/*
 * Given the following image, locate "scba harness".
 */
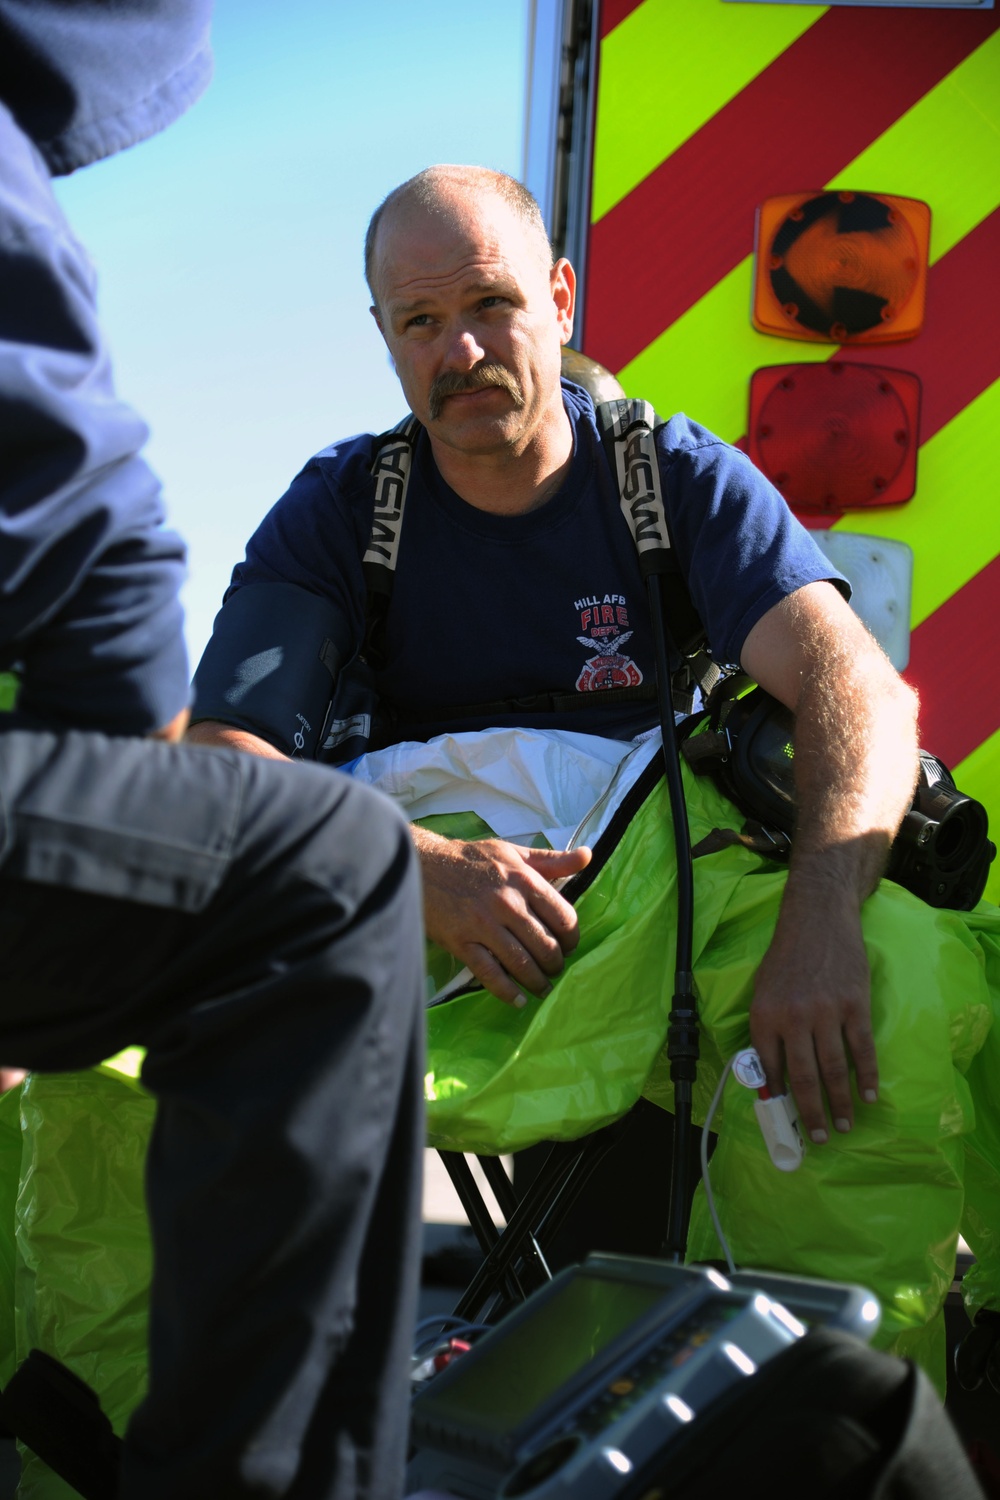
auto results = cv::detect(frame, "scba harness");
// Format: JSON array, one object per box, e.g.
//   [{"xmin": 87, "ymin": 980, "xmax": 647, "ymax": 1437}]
[
  {"xmin": 331, "ymin": 399, "xmax": 723, "ymax": 756},
  {"xmin": 347, "ymin": 401, "xmax": 699, "ymax": 753},
  {"xmin": 193, "ymin": 399, "xmax": 994, "ymax": 910},
  {"xmin": 192, "ymin": 400, "xmax": 696, "ymax": 764}
]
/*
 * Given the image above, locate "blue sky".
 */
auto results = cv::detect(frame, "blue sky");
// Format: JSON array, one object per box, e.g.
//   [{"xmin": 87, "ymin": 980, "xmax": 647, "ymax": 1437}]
[{"xmin": 55, "ymin": 1, "xmax": 528, "ymax": 665}]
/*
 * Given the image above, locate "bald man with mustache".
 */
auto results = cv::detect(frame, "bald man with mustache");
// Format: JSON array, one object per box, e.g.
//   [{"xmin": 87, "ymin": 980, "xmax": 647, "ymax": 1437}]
[{"xmin": 192, "ymin": 164, "xmax": 918, "ymax": 1152}]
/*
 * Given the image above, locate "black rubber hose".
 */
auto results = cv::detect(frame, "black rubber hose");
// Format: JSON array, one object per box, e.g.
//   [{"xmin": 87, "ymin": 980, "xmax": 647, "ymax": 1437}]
[{"xmin": 646, "ymin": 571, "xmax": 700, "ymax": 1260}]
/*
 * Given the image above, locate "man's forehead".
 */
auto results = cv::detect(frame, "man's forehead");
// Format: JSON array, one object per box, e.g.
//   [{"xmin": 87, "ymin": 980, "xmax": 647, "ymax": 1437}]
[
  {"xmin": 381, "ymin": 239, "xmax": 518, "ymax": 305},
  {"xmin": 374, "ymin": 191, "xmax": 546, "ymax": 296}
]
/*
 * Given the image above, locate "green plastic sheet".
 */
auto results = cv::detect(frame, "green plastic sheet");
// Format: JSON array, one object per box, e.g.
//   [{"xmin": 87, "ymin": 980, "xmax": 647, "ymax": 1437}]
[
  {"xmin": 425, "ymin": 763, "xmax": 1000, "ymax": 1390},
  {"xmin": 0, "ymin": 756, "xmax": 996, "ymax": 1449},
  {"xmin": 0, "ymin": 1059, "xmax": 154, "ymax": 1500}
]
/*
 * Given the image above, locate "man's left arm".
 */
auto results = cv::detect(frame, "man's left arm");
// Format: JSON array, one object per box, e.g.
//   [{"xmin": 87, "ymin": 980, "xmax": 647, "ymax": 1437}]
[{"xmin": 740, "ymin": 580, "xmax": 919, "ymax": 1146}]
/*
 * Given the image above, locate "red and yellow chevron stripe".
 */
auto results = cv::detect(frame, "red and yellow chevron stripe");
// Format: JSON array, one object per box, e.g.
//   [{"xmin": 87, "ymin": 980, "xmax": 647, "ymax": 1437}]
[{"xmin": 583, "ymin": 0, "xmax": 1000, "ymax": 902}]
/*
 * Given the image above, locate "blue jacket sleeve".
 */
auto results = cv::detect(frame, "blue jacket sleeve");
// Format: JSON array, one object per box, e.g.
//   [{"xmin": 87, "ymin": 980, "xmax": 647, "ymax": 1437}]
[{"xmin": 0, "ymin": 98, "xmax": 189, "ymax": 735}]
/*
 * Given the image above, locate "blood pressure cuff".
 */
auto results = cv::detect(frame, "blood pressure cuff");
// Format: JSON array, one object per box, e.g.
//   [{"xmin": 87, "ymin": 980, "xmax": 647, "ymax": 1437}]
[{"xmin": 191, "ymin": 582, "xmax": 350, "ymax": 759}]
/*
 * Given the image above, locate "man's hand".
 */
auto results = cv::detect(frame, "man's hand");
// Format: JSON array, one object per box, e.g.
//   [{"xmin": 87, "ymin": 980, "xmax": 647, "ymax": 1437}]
[
  {"xmin": 184, "ymin": 724, "xmax": 591, "ymax": 1004},
  {"xmin": 0, "ymin": 1069, "xmax": 26, "ymax": 1093},
  {"xmin": 750, "ymin": 868, "xmax": 879, "ymax": 1144},
  {"xmin": 742, "ymin": 581, "xmax": 918, "ymax": 1138},
  {"xmin": 413, "ymin": 826, "xmax": 591, "ymax": 1005}
]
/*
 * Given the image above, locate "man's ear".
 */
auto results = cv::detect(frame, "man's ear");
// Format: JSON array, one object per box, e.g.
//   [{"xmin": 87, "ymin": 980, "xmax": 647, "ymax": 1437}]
[{"xmin": 551, "ymin": 258, "xmax": 576, "ymax": 346}]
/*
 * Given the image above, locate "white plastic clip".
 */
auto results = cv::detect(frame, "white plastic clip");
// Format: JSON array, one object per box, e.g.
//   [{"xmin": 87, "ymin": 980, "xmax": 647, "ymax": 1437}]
[{"xmin": 732, "ymin": 1048, "xmax": 804, "ymax": 1171}]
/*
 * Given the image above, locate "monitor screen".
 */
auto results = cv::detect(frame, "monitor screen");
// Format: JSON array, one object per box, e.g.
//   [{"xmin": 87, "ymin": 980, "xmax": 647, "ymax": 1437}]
[{"xmin": 419, "ymin": 1270, "xmax": 672, "ymax": 1439}]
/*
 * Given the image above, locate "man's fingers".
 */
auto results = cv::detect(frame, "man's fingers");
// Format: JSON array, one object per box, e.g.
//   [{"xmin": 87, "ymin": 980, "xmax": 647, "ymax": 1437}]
[
  {"xmin": 813, "ymin": 1027, "xmax": 855, "ymax": 1134},
  {"xmin": 465, "ymin": 942, "xmax": 551, "ymax": 1007},
  {"xmin": 521, "ymin": 911, "xmax": 569, "ymax": 976},
  {"xmin": 521, "ymin": 844, "xmax": 591, "ymax": 947},
  {"xmin": 783, "ymin": 1036, "xmax": 830, "ymax": 1144},
  {"xmin": 751, "ymin": 1027, "xmax": 785, "ymax": 1105},
  {"xmin": 464, "ymin": 893, "xmax": 575, "ymax": 1005},
  {"xmin": 760, "ymin": 1020, "xmax": 875, "ymax": 1144},
  {"xmin": 493, "ymin": 906, "xmax": 566, "ymax": 988},
  {"xmin": 521, "ymin": 874, "xmax": 582, "ymax": 954},
  {"xmin": 520, "ymin": 845, "xmax": 591, "ymax": 880},
  {"xmin": 466, "ymin": 945, "xmax": 527, "ymax": 1006},
  {"xmin": 845, "ymin": 1014, "xmax": 879, "ymax": 1106}
]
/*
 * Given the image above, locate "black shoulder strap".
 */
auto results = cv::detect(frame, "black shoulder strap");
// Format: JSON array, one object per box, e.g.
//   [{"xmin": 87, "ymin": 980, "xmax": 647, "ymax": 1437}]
[
  {"xmin": 595, "ymin": 398, "xmax": 675, "ymax": 574},
  {"xmin": 360, "ymin": 414, "xmax": 421, "ymax": 672},
  {"xmin": 595, "ymin": 398, "xmax": 723, "ymax": 711}
]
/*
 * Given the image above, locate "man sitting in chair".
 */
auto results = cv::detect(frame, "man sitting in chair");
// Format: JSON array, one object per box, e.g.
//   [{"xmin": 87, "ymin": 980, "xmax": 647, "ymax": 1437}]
[{"xmin": 189, "ymin": 165, "xmax": 1000, "ymax": 1388}]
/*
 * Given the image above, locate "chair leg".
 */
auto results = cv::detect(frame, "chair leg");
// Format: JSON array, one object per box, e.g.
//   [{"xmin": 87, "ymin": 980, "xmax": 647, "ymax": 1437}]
[
  {"xmin": 477, "ymin": 1155, "xmax": 552, "ymax": 1293},
  {"xmin": 437, "ymin": 1153, "xmax": 526, "ymax": 1307},
  {"xmin": 437, "ymin": 1152, "xmax": 498, "ymax": 1258},
  {"xmin": 450, "ymin": 1115, "xmax": 637, "ymax": 1323}
]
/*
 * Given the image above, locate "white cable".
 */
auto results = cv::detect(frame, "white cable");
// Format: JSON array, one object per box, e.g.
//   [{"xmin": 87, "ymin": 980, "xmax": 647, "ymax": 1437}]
[{"xmin": 699, "ymin": 1053, "xmax": 739, "ymax": 1274}]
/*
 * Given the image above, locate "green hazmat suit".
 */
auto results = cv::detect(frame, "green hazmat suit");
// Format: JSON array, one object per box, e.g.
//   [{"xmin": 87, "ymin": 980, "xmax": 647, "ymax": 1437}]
[
  {"xmin": 0, "ymin": 739, "xmax": 996, "ymax": 1491},
  {"xmin": 424, "ymin": 758, "xmax": 1000, "ymax": 1393},
  {"xmin": 0, "ymin": 1058, "xmax": 153, "ymax": 1500}
]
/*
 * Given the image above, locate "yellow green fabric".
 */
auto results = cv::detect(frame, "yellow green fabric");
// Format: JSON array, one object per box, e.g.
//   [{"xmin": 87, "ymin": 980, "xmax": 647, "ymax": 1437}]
[
  {"xmin": 0, "ymin": 765, "xmax": 996, "ymax": 1447},
  {"xmin": 0, "ymin": 1089, "xmax": 20, "ymax": 1391},
  {"xmin": 0, "ymin": 1068, "xmax": 155, "ymax": 1500},
  {"xmin": 425, "ymin": 763, "xmax": 1000, "ymax": 1390}
]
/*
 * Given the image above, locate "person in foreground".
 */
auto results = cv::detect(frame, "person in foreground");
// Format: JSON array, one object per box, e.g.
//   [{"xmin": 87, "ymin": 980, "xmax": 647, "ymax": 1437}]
[
  {"xmin": 0, "ymin": 5, "xmax": 424, "ymax": 1498},
  {"xmin": 190, "ymin": 166, "xmax": 1000, "ymax": 1381}
]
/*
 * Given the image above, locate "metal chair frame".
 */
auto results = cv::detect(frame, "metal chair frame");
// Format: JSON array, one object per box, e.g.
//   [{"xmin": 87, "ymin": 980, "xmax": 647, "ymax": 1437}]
[{"xmin": 437, "ymin": 1110, "xmax": 640, "ymax": 1323}]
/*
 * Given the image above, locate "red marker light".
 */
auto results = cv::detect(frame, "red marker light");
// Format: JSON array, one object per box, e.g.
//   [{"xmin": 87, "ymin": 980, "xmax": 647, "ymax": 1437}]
[{"xmin": 748, "ymin": 362, "xmax": 921, "ymax": 515}]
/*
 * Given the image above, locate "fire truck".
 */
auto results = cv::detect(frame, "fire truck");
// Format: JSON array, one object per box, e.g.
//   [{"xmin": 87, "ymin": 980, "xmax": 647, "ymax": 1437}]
[{"xmin": 523, "ymin": 0, "xmax": 1000, "ymax": 903}]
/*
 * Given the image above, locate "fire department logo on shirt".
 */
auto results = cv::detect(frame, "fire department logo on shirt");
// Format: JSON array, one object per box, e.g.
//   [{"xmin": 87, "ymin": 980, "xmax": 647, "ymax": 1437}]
[{"xmin": 574, "ymin": 594, "xmax": 644, "ymax": 693}]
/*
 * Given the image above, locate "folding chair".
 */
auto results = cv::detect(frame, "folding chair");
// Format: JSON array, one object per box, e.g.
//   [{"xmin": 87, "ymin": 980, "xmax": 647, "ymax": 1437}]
[{"xmin": 434, "ymin": 1101, "xmax": 701, "ymax": 1325}]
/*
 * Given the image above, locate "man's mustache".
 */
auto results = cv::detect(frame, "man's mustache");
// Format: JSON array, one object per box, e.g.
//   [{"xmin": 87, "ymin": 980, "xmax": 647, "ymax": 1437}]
[{"xmin": 428, "ymin": 364, "xmax": 524, "ymax": 421}]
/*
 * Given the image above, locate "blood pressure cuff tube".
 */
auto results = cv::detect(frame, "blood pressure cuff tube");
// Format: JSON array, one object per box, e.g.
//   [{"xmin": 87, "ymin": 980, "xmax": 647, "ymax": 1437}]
[{"xmin": 191, "ymin": 582, "xmax": 349, "ymax": 759}]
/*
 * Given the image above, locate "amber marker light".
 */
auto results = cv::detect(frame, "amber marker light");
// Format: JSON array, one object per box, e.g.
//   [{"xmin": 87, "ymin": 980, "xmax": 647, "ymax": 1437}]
[
  {"xmin": 748, "ymin": 361, "xmax": 921, "ymax": 515},
  {"xmin": 752, "ymin": 191, "xmax": 931, "ymax": 344}
]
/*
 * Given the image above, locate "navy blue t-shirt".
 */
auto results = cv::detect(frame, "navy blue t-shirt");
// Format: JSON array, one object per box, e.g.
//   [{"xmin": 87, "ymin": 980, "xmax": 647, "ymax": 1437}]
[{"xmin": 207, "ymin": 383, "xmax": 845, "ymax": 754}]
